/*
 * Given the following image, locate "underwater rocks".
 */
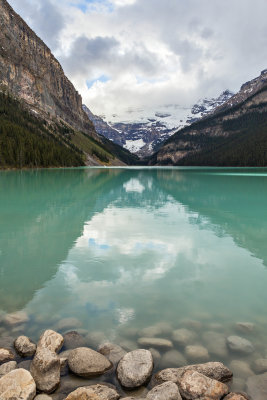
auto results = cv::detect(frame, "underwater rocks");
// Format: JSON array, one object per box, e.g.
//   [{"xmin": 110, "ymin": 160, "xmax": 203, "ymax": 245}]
[{"xmin": 227, "ymin": 336, "xmax": 254, "ymax": 355}]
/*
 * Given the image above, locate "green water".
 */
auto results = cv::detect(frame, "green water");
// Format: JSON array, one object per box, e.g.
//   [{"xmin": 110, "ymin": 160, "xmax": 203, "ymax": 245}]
[{"xmin": 1, "ymin": 167, "xmax": 267, "ymax": 391}]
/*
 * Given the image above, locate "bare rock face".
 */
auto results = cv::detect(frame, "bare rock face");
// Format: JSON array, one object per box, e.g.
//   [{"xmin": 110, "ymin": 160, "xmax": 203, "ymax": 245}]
[
  {"xmin": 98, "ymin": 343, "xmax": 127, "ymax": 365},
  {"xmin": 14, "ymin": 336, "xmax": 36, "ymax": 357},
  {"xmin": 172, "ymin": 329, "xmax": 196, "ymax": 346},
  {"xmin": 38, "ymin": 330, "xmax": 64, "ymax": 353},
  {"xmin": 178, "ymin": 370, "xmax": 229, "ymax": 400},
  {"xmin": 0, "ymin": 361, "xmax": 17, "ymax": 377},
  {"xmin": 117, "ymin": 349, "xmax": 153, "ymax": 388},
  {"xmin": 30, "ymin": 347, "xmax": 61, "ymax": 393},
  {"xmin": 0, "ymin": 368, "xmax": 36, "ymax": 400},
  {"xmin": 66, "ymin": 384, "xmax": 120, "ymax": 400},
  {"xmin": 146, "ymin": 381, "xmax": 182, "ymax": 400},
  {"xmin": 227, "ymin": 336, "xmax": 254, "ymax": 354},
  {"xmin": 137, "ymin": 338, "xmax": 173, "ymax": 350},
  {"xmin": 0, "ymin": 348, "xmax": 14, "ymax": 364},
  {"xmin": 68, "ymin": 347, "xmax": 112, "ymax": 377}
]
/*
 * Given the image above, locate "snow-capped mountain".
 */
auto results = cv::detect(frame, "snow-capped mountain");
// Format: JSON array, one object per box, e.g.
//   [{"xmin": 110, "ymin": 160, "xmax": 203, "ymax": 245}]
[{"xmin": 83, "ymin": 90, "xmax": 234, "ymax": 158}]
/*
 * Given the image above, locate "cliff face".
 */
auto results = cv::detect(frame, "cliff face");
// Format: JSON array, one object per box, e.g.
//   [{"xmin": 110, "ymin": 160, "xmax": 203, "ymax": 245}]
[
  {"xmin": 151, "ymin": 70, "xmax": 267, "ymax": 166},
  {"xmin": 0, "ymin": 0, "xmax": 96, "ymax": 136}
]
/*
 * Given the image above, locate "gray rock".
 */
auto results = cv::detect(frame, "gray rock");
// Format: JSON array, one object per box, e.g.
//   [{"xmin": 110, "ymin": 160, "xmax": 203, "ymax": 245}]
[
  {"xmin": 122, "ymin": 386, "xmax": 148, "ymax": 398},
  {"xmin": 178, "ymin": 370, "xmax": 229, "ymax": 400},
  {"xmin": 140, "ymin": 323, "xmax": 172, "ymax": 338},
  {"xmin": 14, "ymin": 335, "xmax": 36, "ymax": 357},
  {"xmin": 54, "ymin": 318, "xmax": 82, "ymax": 332},
  {"xmin": 35, "ymin": 396, "xmax": 53, "ymax": 400},
  {"xmin": 185, "ymin": 345, "xmax": 209, "ymax": 362},
  {"xmin": 148, "ymin": 348, "xmax": 161, "ymax": 364},
  {"xmin": 30, "ymin": 347, "xmax": 60, "ymax": 393},
  {"xmin": 68, "ymin": 347, "xmax": 112, "ymax": 377},
  {"xmin": 86, "ymin": 332, "xmax": 108, "ymax": 348},
  {"xmin": 224, "ymin": 393, "xmax": 250, "ymax": 400},
  {"xmin": 98, "ymin": 343, "xmax": 126, "ymax": 364},
  {"xmin": 137, "ymin": 338, "xmax": 173, "ymax": 349},
  {"xmin": 227, "ymin": 336, "xmax": 254, "ymax": 354},
  {"xmin": 63, "ymin": 331, "xmax": 86, "ymax": 350},
  {"xmin": 65, "ymin": 384, "xmax": 120, "ymax": 400},
  {"xmin": 59, "ymin": 356, "xmax": 68, "ymax": 376},
  {"xmin": 0, "ymin": 336, "xmax": 15, "ymax": 350},
  {"xmin": 236, "ymin": 322, "xmax": 255, "ymax": 333},
  {"xmin": 4, "ymin": 311, "xmax": 29, "ymax": 326},
  {"xmin": 0, "ymin": 368, "xmax": 36, "ymax": 400},
  {"xmin": 38, "ymin": 330, "xmax": 64, "ymax": 353},
  {"xmin": 120, "ymin": 340, "xmax": 138, "ymax": 352},
  {"xmin": 146, "ymin": 381, "xmax": 182, "ymax": 400},
  {"xmin": 18, "ymin": 359, "xmax": 31, "ymax": 371},
  {"xmin": 0, "ymin": 361, "xmax": 17, "ymax": 377},
  {"xmin": 202, "ymin": 331, "xmax": 228, "ymax": 358},
  {"xmin": 0, "ymin": 348, "xmax": 14, "ymax": 364},
  {"xmin": 252, "ymin": 359, "xmax": 267, "ymax": 374},
  {"xmin": 230, "ymin": 378, "xmax": 246, "ymax": 392},
  {"xmin": 181, "ymin": 319, "xmax": 202, "ymax": 330},
  {"xmin": 161, "ymin": 350, "xmax": 187, "ymax": 368},
  {"xmin": 246, "ymin": 372, "xmax": 267, "ymax": 400},
  {"xmin": 229, "ymin": 360, "xmax": 254, "ymax": 379},
  {"xmin": 172, "ymin": 329, "xmax": 196, "ymax": 346},
  {"xmin": 117, "ymin": 349, "xmax": 153, "ymax": 388}
]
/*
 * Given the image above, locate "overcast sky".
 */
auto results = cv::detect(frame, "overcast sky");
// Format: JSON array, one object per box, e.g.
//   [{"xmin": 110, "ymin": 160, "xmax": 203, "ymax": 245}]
[{"xmin": 8, "ymin": 0, "xmax": 267, "ymax": 119}]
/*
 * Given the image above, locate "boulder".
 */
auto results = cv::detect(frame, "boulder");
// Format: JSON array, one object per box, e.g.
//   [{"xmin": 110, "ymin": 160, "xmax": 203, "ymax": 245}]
[
  {"xmin": 172, "ymin": 329, "xmax": 196, "ymax": 346},
  {"xmin": 14, "ymin": 336, "xmax": 36, "ymax": 357},
  {"xmin": 0, "ymin": 361, "xmax": 17, "ymax": 377},
  {"xmin": 227, "ymin": 336, "xmax": 254, "ymax": 354},
  {"xmin": 252, "ymin": 359, "xmax": 267, "ymax": 374},
  {"xmin": 30, "ymin": 347, "xmax": 60, "ymax": 393},
  {"xmin": 0, "ymin": 348, "xmax": 14, "ymax": 364},
  {"xmin": 246, "ymin": 372, "xmax": 267, "ymax": 400},
  {"xmin": 185, "ymin": 345, "xmax": 209, "ymax": 363},
  {"xmin": 161, "ymin": 350, "xmax": 187, "ymax": 368},
  {"xmin": 66, "ymin": 384, "xmax": 120, "ymax": 400},
  {"xmin": 0, "ymin": 368, "xmax": 36, "ymax": 400},
  {"xmin": 38, "ymin": 330, "xmax": 64, "ymax": 353},
  {"xmin": 68, "ymin": 347, "xmax": 112, "ymax": 377},
  {"xmin": 202, "ymin": 331, "xmax": 228, "ymax": 358},
  {"xmin": 178, "ymin": 370, "xmax": 229, "ymax": 400},
  {"xmin": 98, "ymin": 343, "xmax": 126, "ymax": 364},
  {"xmin": 137, "ymin": 338, "xmax": 173, "ymax": 349},
  {"xmin": 117, "ymin": 349, "xmax": 153, "ymax": 388},
  {"xmin": 146, "ymin": 381, "xmax": 182, "ymax": 400},
  {"xmin": 63, "ymin": 331, "xmax": 86, "ymax": 350}
]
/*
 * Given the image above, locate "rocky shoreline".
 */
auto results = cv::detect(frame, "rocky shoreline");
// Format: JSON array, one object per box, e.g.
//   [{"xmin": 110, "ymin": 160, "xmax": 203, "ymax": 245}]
[{"xmin": 0, "ymin": 327, "xmax": 255, "ymax": 400}]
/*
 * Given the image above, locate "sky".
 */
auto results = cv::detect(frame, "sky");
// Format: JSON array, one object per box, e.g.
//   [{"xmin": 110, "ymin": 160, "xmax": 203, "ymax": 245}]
[{"xmin": 8, "ymin": 0, "xmax": 267, "ymax": 120}]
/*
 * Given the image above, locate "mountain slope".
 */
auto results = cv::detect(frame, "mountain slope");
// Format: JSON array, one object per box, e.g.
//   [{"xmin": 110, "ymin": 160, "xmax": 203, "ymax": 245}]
[{"xmin": 150, "ymin": 70, "xmax": 267, "ymax": 166}]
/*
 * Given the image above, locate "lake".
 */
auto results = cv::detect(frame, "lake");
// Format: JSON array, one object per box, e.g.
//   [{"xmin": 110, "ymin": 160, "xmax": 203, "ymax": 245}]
[{"xmin": 1, "ymin": 167, "xmax": 267, "ymax": 393}]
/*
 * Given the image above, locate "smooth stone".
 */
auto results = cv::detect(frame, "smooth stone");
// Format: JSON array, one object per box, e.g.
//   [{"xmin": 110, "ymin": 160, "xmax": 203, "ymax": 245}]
[
  {"xmin": 0, "ymin": 348, "xmax": 14, "ymax": 364},
  {"xmin": 122, "ymin": 386, "xmax": 148, "ymax": 398},
  {"xmin": 224, "ymin": 394, "xmax": 250, "ymax": 400},
  {"xmin": 185, "ymin": 345, "xmax": 209, "ymax": 362},
  {"xmin": 54, "ymin": 318, "xmax": 82, "ymax": 332},
  {"xmin": 120, "ymin": 340, "xmax": 138, "ymax": 352},
  {"xmin": 0, "ymin": 361, "xmax": 17, "ymax": 377},
  {"xmin": 236, "ymin": 322, "xmax": 255, "ymax": 333},
  {"xmin": 146, "ymin": 381, "xmax": 182, "ymax": 400},
  {"xmin": 38, "ymin": 330, "xmax": 64, "ymax": 353},
  {"xmin": 14, "ymin": 336, "xmax": 36, "ymax": 357},
  {"xmin": 181, "ymin": 319, "xmax": 202, "ymax": 330},
  {"xmin": 4, "ymin": 311, "xmax": 29, "ymax": 326},
  {"xmin": 59, "ymin": 356, "xmax": 68, "ymax": 376},
  {"xmin": 30, "ymin": 347, "xmax": 60, "ymax": 393},
  {"xmin": 148, "ymin": 348, "xmax": 161, "ymax": 364},
  {"xmin": 35, "ymin": 396, "xmax": 53, "ymax": 400},
  {"xmin": 18, "ymin": 359, "xmax": 31, "ymax": 371},
  {"xmin": 68, "ymin": 347, "xmax": 112, "ymax": 377},
  {"xmin": 86, "ymin": 332, "xmax": 108, "ymax": 348},
  {"xmin": 227, "ymin": 336, "xmax": 254, "ymax": 354},
  {"xmin": 140, "ymin": 322, "xmax": 172, "ymax": 338},
  {"xmin": 161, "ymin": 350, "xmax": 187, "ymax": 368},
  {"xmin": 65, "ymin": 384, "xmax": 120, "ymax": 400},
  {"xmin": 117, "ymin": 349, "xmax": 153, "ymax": 388},
  {"xmin": 0, "ymin": 368, "xmax": 36, "ymax": 400},
  {"xmin": 120, "ymin": 327, "xmax": 139, "ymax": 338},
  {"xmin": 252, "ymin": 359, "xmax": 267, "ymax": 374},
  {"xmin": 202, "ymin": 331, "xmax": 228, "ymax": 358},
  {"xmin": 229, "ymin": 360, "xmax": 254, "ymax": 379},
  {"xmin": 231, "ymin": 378, "xmax": 246, "ymax": 392},
  {"xmin": 178, "ymin": 370, "xmax": 229, "ymax": 400},
  {"xmin": 137, "ymin": 338, "xmax": 173, "ymax": 349},
  {"xmin": 0, "ymin": 336, "xmax": 16, "ymax": 350},
  {"xmin": 98, "ymin": 343, "xmax": 126, "ymax": 364},
  {"xmin": 63, "ymin": 331, "xmax": 86, "ymax": 350},
  {"xmin": 172, "ymin": 329, "xmax": 196, "ymax": 346},
  {"xmin": 153, "ymin": 362, "xmax": 233, "ymax": 386},
  {"xmin": 246, "ymin": 372, "xmax": 267, "ymax": 400}
]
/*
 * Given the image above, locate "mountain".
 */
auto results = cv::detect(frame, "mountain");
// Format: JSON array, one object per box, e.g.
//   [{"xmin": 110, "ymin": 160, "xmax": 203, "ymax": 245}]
[
  {"xmin": 149, "ymin": 70, "xmax": 267, "ymax": 166},
  {"xmin": 83, "ymin": 91, "xmax": 233, "ymax": 158},
  {"xmin": 0, "ymin": 0, "xmax": 137, "ymax": 167}
]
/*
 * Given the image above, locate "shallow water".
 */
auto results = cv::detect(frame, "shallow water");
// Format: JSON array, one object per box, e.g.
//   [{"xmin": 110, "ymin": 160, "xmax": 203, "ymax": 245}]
[{"xmin": 1, "ymin": 167, "xmax": 267, "ymax": 393}]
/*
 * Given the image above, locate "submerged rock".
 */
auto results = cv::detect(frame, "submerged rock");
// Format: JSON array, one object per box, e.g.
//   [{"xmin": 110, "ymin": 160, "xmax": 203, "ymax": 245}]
[
  {"xmin": 139, "ymin": 323, "xmax": 172, "ymax": 338},
  {"xmin": 172, "ymin": 329, "xmax": 196, "ymax": 346},
  {"xmin": 146, "ymin": 381, "xmax": 182, "ymax": 400},
  {"xmin": 246, "ymin": 372, "xmax": 267, "ymax": 400},
  {"xmin": 0, "ymin": 368, "xmax": 36, "ymax": 400},
  {"xmin": 137, "ymin": 338, "xmax": 173, "ymax": 349},
  {"xmin": 0, "ymin": 348, "xmax": 14, "ymax": 364},
  {"xmin": 66, "ymin": 384, "xmax": 120, "ymax": 400},
  {"xmin": 117, "ymin": 349, "xmax": 153, "ymax": 388},
  {"xmin": 252, "ymin": 359, "xmax": 267, "ymax": 374},
  {"xmin": 30, "ymin": 347, "xmax": 61, "ymax": 393},
  {"xmin": 14, "ymin": 335, "xmax": 36, "ymax": 357},
  {"xmin": 98, "ymin": 343, "xmax": 126, "ymax": 365},
  {"xmin": 227, "ymin": 336, "xmax": 254, "ymax": 354},
  {"xmin": 185, "ymin": 345, "xmax": 209, "ymax": 363},
  {"xmin": 4, "ymin": 311, "xmax": 29, "ymax": 326},
  {"xmin": 229, "ymin": 360, "xmax": 254, "ymax": 379},
  {"xmin": 0, "ymin": 361, "xmax": 17, "ymax": 377},
  {"xmin": 202, "ymin": 331, "xmax": 228, "ymax": 358},
  {"xmin": 63, "ymin": 331, "xmax": 86, "ymax": 350},
  {"xmin": 68, "ymin": 347, "xmax": 112, "ymax": 377},
  {"xmin": 235, "ymin": 322, "xmax": 255, "ymax": 333},
  {"xmin": 55, "ymin": 318, "xmax": 82, "ymax": 332},
  {"xmin": 160, "ymin": 350, "xmax": 187, "ymax": 368}
]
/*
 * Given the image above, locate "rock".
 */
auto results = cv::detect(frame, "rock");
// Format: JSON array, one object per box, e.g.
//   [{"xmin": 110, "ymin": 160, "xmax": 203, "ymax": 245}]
[
  {"xmin": 227, "ymin": 336, "xmax": 254, "ymax": 354},
  {"xmin": 146, "ymin": 381, "xmax": 182, "ymax": 400},
  {"xmin": 59, "ymin": 356, "xmax": 68, "ymax": 376},
  {"xmin": 0, "ymin": 336, "xmax": 15, "ymax": 350},
  {"xmin": 153, "ymin": 362, "xmax": 233, "ymax": 386},
  {"xmin": 122, "ymin": 386, "xmax": 148, "ymax": 398},
  {"xmin": 140, "ymin": 323, "xmax": 172, "ymax": 337},
  {"xmin": 149, "ymin": 348, "xmax": 161, "ymax": 364},
  {"xmin": 236, "ymin": 322, "xmax": 255, "ymax": 333},
  {"xmin": 68, "ymin": 347, "xmax": 112, "ymax": 377},
  {"xmin": 137, "ymin": 338, "xmax": 173, "ymax": 349},
  {"xmin": 202, "ymin": 331, "xmax": 228, "ymax": 358},
  {"xmin": 185, "ymin": 345, "xmax": 209, "ymax": 362},
  {"xmin": 0, "ymin": 348, "xmax": 14, "ymax": 364},
  {"xmin": 35, "ymin": 396, "xmax": 53, "ymax": 400},
  {"xmin": 4, "ymin": 311, "xmax": 29, "ymax": 326},
  {"xmin": 117, "ymin": 349, "xmax": 153, "ymax": 388},
  {"xmin": 18, "ymin": 359, "xmax": 31, "ymax": 371},
  {"xmin": 172, "ymin": 329, "xmax": 196, "ymax": 346},
  {"xmin": 252, "ymin": 359, "xmax": 267, "ymax": 374},
  {"xmin": 14, "ymin": 336, "xmax": 36, "ymax": 357},
  {"xmin": 38, "ymin": 330, "xmax": 64, "ymax": 353},
  {"xmin": 181, "ymin": 319, "xmax": 202, "ymax": 330},
  {"xmin": 66, "ymin": 384, "xmax": 120, "ymax": 400},
  {"xmin": 30, "ymin": 347, "xmax": 60, "ymax": 393},
  {"xmin": 178, "ymin": 370, "xmax": 229, "ymax": 400},
  {"xmin": 224, "ymin": 393, "xmax": 250, "ymax": 400},
  {"xmin": 229, "ymin": 360, "xmax": 254, "ymax": 379},
  {"xmin": 120, "ymin": 340, "xmax": 138, "ymax": 352},
  {"xmin": 246, "ymin": 372, "xmax": 267, "ymax": 400},
  {"xmin": 0, "ymin": 361, "xmax": 17, "ymax": 377},
  {"xmin": 98, "ymin": 343, "xmax": 126, "ymax": 365},
  {"xmin": 55, "ymin": 318, "xmax": 82, "ymax": 332},
  {"xmin": 63, "ymin": 331, "xmax": 86, "ymax": 350},
  {"xmin": 231, "ymin": 378, "xmax": 246, "ymax": 392},
  {"xmin": 86, "ymin": 332, "xmax": 108, "ymax": 348},
  {"xmin": 161, "ymin": 350, "xmax": 187, "ymax": 368},
  {"xmin": 0, "ymin": 368, "xmax": 36, "ymax": 400}
]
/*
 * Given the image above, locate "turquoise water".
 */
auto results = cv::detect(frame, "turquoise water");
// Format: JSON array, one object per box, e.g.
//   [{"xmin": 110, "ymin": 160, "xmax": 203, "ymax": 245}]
[{"xmin": 1, "ymin": 167, "xmax": 267, "ymax": 391}]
